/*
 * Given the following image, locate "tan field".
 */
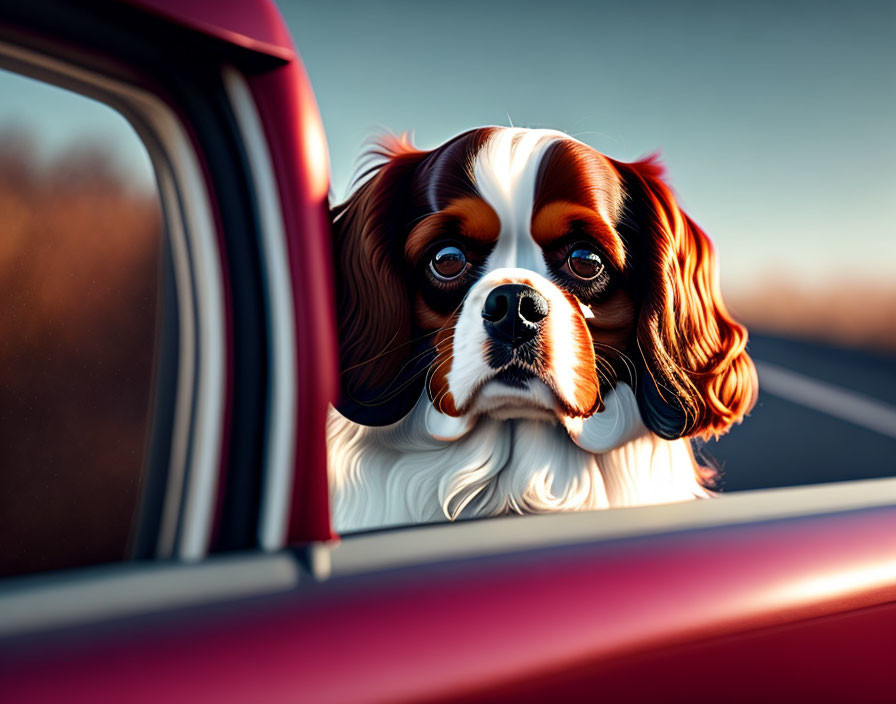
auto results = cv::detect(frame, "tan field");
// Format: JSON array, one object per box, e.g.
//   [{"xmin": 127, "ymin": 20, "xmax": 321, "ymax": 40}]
[
  {"xmin": 728, "ymin": 282, "xmax": 896, "ymax": 353},
  {"xmin": 0, "ymin": 135, "xmax": 161, "ymax": 575}
]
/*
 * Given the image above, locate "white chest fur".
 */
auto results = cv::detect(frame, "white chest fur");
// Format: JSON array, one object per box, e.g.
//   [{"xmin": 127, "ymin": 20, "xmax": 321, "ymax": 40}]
[{"xmin": 327, "ymin": 383, "xmax": 711, "ymax": 533}]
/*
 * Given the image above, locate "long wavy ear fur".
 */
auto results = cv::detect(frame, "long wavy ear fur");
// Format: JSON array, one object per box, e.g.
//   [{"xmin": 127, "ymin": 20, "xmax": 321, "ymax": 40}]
[
  {"xmin": 331, "ymin": 136, "xmax": 432, "ymax": 425},
  {"xmin": 613, "ymin": 157, "xmax": 757, "ymax": 439}
]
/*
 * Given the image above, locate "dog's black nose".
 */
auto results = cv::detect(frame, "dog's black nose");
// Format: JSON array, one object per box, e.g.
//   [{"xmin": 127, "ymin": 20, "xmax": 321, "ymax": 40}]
[{"xmin": 482, "ymin": 284, "xmax": 548, "ymax": 347}]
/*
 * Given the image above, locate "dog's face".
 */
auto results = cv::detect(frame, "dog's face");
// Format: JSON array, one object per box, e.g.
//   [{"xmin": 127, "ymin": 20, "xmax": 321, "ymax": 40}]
[{"xmin": 332, "ymin": 127, "xmax": 756, "ymax": 443}]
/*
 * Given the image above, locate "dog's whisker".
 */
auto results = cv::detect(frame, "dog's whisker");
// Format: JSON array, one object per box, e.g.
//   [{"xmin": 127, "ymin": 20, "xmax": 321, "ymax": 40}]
[
  {"xmin": 343, "ymin": 365, "xmax": 432, "ymax": 407},
  {"xmin": 425, "ymin": 350, "xmax": 454, "ymax": 396},
  {"xmin": 341, "ymin": 295, "xmax": 468, "ymax": 377},
  {"xmin": 593, "ymin": 341, "xmax": 638, "ymax": 387},
  {"xmin": 344, "ymin": 332, "xmax": 459, "ymax": 409},
  {"xmin": 341, "ymin": 326, "xmax": 449, "ymax": 375}
]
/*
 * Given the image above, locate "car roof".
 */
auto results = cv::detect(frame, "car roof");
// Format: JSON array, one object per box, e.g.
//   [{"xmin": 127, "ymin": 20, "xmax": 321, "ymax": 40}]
[{"xmin": 125, "ymin": 0, "xmax": 295, "ymax": 62}]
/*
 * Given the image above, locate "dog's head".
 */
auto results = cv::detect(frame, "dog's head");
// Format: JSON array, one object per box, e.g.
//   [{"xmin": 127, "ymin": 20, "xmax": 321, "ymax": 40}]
[{"xmin": 332, "ymin": 127, "xmax": 756, "ymax": 446}]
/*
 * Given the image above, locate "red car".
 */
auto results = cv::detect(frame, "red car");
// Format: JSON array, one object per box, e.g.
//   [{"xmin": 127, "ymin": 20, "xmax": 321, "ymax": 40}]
[{"xmin": 0, "ymin": 1, "xmax": 894, "ymax": 701}]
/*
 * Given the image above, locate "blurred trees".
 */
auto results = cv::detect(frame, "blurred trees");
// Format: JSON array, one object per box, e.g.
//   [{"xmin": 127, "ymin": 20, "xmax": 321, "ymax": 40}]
[
  {"xmin": 729, "ymin": 283, "xmax": 896, "ymax": 352},
  {"xmin": 0, "ymin": 130, "xmax": 161, "ymax": 576}
]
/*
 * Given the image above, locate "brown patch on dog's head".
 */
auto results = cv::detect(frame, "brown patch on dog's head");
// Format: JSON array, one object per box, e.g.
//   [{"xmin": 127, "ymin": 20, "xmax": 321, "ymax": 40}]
[{"xmin": 331, "ymin": 129, "xmax": 498, "ymax": 425}]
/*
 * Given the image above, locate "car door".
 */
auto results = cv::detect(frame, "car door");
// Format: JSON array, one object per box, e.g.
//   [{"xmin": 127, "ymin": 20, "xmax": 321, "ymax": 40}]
[{"xmin": 1, "ymin": 2, "xmax": 895, "ymax": 702}]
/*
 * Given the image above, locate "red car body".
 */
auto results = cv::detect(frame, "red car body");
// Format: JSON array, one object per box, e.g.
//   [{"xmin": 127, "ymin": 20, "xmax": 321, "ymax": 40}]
[{"xmin": 0, "ymin": 2, "xmax": 895, "ymax": 702}]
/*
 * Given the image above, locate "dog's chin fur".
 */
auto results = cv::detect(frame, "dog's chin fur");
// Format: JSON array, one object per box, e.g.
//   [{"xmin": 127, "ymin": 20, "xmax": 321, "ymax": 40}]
[
  {"xmin": 328, "ymin": 383, "xmax": 712, "ymax": 534},
  {"xmin": 472, "ymin": 378, "xmax": 558, "ymax": 421}
]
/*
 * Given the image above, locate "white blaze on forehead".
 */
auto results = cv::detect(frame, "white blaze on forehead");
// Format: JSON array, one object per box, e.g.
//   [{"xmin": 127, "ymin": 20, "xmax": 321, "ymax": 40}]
[{"xmin": 473, "ymin": 128, "xmax": 566, "ymax": 276}]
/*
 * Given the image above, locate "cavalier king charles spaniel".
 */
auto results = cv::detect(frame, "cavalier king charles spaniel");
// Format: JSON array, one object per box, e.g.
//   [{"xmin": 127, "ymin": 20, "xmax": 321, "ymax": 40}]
[{"xmin": 327, "ymin": 127, "xmax": 757, "ymax": 533}]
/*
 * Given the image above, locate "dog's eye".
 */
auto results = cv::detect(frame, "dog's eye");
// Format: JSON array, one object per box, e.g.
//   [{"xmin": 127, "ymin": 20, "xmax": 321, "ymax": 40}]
[
  {"xmin": 429, "ymin": 245, "xmax": 467, "ymax": 280},
  {"xmin": 567, "ymin": 246, "xmax": 604, "ymax": 280}
]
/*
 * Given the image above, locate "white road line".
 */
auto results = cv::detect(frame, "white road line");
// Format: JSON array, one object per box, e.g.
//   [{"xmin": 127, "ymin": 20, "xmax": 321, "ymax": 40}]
[{"xmin": 755, "ymin": 360, "xmax": 896, "ymax": 440}]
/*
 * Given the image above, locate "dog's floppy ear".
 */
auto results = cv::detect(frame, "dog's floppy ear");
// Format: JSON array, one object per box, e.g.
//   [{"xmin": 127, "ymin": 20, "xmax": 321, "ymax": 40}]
[
  {"xmin": 613, "ymin": 157, "xmax": 757, "ymax": 439},
  {"xmin": 331, "ymin": 136, "xmax": 432, "ymax": 425}
]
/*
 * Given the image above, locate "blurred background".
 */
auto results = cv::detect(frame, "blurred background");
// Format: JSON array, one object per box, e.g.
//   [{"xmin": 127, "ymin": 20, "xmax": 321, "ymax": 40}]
[
  {"xmin": 0, "ymin": 0, "xmax": 893, "ymax": 574},
  {"xmin": 0, "ymin": 72, "xmax": 160, "ymax": 575}
]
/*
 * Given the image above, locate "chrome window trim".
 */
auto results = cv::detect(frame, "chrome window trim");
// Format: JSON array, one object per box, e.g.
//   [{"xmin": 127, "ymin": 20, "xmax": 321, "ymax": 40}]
[
  {"xmin": 315, "ymin": 476, "xmax": 896, "ymax": 579},
  {"xmin": 0, "ymin": 40, "xmax": 226, "ymax": 561},
  {"xmin": 0, "ymin": 553, "xmax": 301, "ymax": 639},
  {"xmin": 222, "ymin": 67, "xmax": 299, "ymax": 552}
]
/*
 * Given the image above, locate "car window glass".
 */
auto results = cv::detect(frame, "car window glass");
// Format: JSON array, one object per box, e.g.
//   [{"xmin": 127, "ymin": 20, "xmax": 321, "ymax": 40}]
[{"xmin": 0, "ymin": 68, "xmax": 161, "ymax": 576}]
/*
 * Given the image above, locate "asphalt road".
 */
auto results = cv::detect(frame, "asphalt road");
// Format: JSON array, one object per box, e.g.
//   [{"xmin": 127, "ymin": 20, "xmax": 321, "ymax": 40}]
[{"xmin": 697, "ymin": 333, "xmax": 896, "ymax": 492}]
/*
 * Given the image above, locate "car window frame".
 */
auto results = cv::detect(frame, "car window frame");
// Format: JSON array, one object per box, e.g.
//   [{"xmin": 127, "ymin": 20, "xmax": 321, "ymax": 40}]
[{"xmin": 0, "ymin": 38, "xmax": 226, "ymax": 564}]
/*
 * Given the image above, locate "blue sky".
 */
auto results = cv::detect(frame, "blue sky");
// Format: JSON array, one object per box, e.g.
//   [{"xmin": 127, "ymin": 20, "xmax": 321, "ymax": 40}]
[
  {"xmin": 0, "ymin": 1, "xmax": 892, "ymax": 294},
  {"xmin": 282, "ymin": 0, "xmax": 896, "ymax": 293},
  {"xmin": 0, "ymin": 69, "xmax": 154, "ymax": 190}
]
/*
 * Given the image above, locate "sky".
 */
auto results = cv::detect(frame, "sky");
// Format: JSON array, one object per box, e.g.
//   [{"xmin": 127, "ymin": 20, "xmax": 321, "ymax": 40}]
[
  {"xmin": 0, "ymin": 69, "xmax": 155, "ymax": 191},
  {"xmin": 281, "ymin": 0, "xmax": 896, "ymax": 293},
  {"xmin": 0, "ymin": 1, "xmax": 892, "ymax": 294}
]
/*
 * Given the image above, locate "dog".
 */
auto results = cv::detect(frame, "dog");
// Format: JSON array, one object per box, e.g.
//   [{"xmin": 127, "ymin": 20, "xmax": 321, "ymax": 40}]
[{"xmin": 327, "ymin": 127, "xmax": 757, "ymax": 533}]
